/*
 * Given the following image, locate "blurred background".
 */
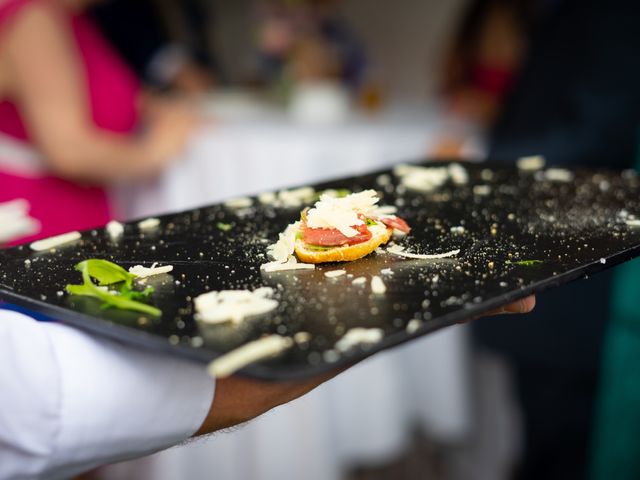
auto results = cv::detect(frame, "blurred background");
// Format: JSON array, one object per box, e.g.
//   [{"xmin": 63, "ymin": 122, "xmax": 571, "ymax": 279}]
[{"xmin": 1, "ymin": 0, "xmax": 638, "ymax": 479}]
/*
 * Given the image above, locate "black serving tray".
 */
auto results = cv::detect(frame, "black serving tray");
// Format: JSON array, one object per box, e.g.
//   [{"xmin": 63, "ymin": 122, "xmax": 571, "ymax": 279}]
[{"xmin": 1, "ymin": 161, "xmax": 640, "ymax": 380}]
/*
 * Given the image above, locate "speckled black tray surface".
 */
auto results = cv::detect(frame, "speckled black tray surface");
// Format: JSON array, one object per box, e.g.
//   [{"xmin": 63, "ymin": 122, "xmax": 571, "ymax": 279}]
[{"xmin": 2, "ymin": 161, "xmax": 640, "ymax": 380}]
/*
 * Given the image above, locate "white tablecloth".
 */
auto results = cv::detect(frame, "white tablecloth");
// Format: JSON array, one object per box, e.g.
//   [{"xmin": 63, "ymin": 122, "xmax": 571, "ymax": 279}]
[{"xmin": 105, "ymin": 103, "xmax": 474, "ymax": 480}]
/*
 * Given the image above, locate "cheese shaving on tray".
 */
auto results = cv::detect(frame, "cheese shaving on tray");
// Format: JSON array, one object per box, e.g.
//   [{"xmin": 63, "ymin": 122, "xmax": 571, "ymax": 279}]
[
  {"xmin": 386, "ymin": 244, "xmax": 460, "ymax": 259},
  {"xmin": 335, "ymin": 328, "xmax": 384, "ymax": 352},
  {"xmin": 207, "ymin": 335, "xmax": 294, "ymax": 378},
  {"xmin": 370, "ymin": 275, "xmax": 386, "ymax": 294},
  {"xmin": 324, "ymin": 269, "xmax": 346, "ymax": 278},
  {"xmin": 128, "ymin": 263, "xmax": 174, "ymax": 278},
  {"xmin": 30, "ymin": 231, "xmax": 81, "ymax": 251},
  {"xmin": 194, "ymin": 287, "xmax": 278, "ymax": 324},
  {"xmin": 261, "ymin": 257, "xmax": 315, "ymax": 272},
  {"xmin": 262, "ymin": 221, "xmax": 315, "ymax": 271}
]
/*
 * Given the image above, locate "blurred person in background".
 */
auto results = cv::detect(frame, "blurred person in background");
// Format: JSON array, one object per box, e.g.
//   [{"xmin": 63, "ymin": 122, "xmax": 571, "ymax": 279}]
[
  {"xmin": 91, "ymin": 0, "xmax": 219, "ymax": 94},
  {"xmin": 253, "ymin": 0, "xmax": 366, "ymax": 96},
  {"xmin": 464, "ymin": 0, "xmax": 640, "ymax": 479},
  {"xmin": 433, "ymin": 0, "xmax": 535, "ymax": 158},
  {"xmin": 0, "ymin": 0, "xmax": 198, "ymax": 245}
]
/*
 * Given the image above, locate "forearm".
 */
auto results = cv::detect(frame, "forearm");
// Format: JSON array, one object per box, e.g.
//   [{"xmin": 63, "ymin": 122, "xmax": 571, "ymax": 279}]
[{"xmin": 44, "ymin": 127, "xmax": 167, "ymax": 183}]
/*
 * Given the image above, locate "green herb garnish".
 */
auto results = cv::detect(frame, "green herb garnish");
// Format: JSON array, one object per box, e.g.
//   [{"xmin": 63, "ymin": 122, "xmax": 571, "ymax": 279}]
[
  {"xmin": 216, "ymin": 222, "xmax": 232, "ymax": 231},
  {"xmin": 66, "ymin": 259, "xmax": 161, "ymax": 317},
  {"xmin": 506, "ymin": 259, "xmax": 543, "ymax": 266},
  {"xmin": 365, "ymin": 218, "xmax": 378, "ymax": 226}
]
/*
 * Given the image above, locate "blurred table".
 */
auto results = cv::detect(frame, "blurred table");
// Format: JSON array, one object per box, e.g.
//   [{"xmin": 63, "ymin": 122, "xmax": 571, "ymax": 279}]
[{"xmin": 105, "ymin": 97, "xmax": 477, "ymax": 480}]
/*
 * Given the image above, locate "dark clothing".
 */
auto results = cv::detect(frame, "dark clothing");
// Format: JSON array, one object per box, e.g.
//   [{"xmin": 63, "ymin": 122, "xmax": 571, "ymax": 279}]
[
  {"xmin": 475, "ymin": 0, "xmax": 640, "ymax": 371},
  {"xmin": 472, "ymin": 0, "xmax": 640, "ymax": 478}
]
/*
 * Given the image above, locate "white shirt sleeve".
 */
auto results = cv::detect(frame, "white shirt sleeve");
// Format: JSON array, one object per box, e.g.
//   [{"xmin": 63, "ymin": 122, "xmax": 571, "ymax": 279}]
[{"xmin": 0, "ymin": 310, "xmax": 215, "ymax": 480}]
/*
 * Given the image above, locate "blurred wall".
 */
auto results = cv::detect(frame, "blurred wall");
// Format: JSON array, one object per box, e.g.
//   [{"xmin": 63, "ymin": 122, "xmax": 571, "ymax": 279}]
[
  {"xmin": 338, "ymin": 0, "xmax": 468, "ymax": 102},
  {"xmin": 213, "ymin": 0, "xmax": 469, "ymax": 101}
]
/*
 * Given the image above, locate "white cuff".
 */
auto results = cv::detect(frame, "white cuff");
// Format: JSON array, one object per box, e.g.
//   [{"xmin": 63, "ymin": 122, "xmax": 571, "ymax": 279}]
[{"xmin": 43, "ymin": 321, "xmax": 214, "ymax": 479}]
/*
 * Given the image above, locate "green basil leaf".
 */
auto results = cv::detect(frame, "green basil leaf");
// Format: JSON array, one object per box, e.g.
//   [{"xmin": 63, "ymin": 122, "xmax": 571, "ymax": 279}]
[
  {"xmin": 66, "ymin": 260, "xmax": 161, "ymax": 317},
  {"xmin": 76, "ymin": 259, "xmax": 136, "ymax": 287}
]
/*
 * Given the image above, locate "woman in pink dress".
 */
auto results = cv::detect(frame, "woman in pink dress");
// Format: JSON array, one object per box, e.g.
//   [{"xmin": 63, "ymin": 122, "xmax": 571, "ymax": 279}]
[{"xmin": 0, "ymin": 0, "xmax": 196, "ymax": 244}]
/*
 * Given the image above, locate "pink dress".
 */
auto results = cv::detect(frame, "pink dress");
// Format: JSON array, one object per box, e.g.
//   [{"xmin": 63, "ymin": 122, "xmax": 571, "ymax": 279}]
[{"xmin": 0, "ymin": 0, "xmax": 140, "ymax": 244}]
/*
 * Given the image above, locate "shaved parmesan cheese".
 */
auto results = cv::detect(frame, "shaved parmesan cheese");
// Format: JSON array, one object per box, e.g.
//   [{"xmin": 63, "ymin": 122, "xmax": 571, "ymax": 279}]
[
  {"xmin": 626, "ymin": 219, "xmax": 640, "ymax": 227},
  {"xmin": 544, "ymin": 168, "xmax": 574, "ymax": 182},
  {"xmin": 106, "ymin": 220, "xmax": 124, "ymax": 239},
  {"xmin": 138, "ymin": 218, "xmax": 160, "ymax": 230},
  {"xmin": 448, "ymin": 163, "xmax": 469, "ymax": 185},
  {"xmin": 380, "ymin": 268, "xmax": 393, "ymax": 275},
  {"xmin": 0, "ymin": 199, "xmax": 39, "ymax": 243},
  {"xmin": 258, "ymin": 188, "xmax": 316, "ymax": 208},
  {"xmin": 517, "ymin": 155, "xmax": 546, "ymax": 171},
  {"xmin": 386, "ymin": 244, "xmax": 460, "ymax": 259},
  {"xmin": 30, "ymin": 231, "xmax": 81, "ymax": 251},
  {"xmin": 294, "ymin": 331, "xmax": 311, "ymax": 343},
  {"xmin": 258, "ymin": 191, "xmax": 277, "ymax": 205},
  {"xmin": 277, "ymin": 187, "xmax": 316, "ymax": 207},
  {"xmin": 394, "ymin": 163, "xmax": 468, "ymax": 191},
  {"xmin": 473, "ymin": 185, "xmax": 491, "ymax": 196},
  {"xmin": 352, "ymin": 276, "xmax": 366, "ymax": 285},
  {"xmin": 129, "ymin": 263, "xmax": 174, "ymax": 278},
  {"xmin": 224, "ymin": 197, "xmax": 253, "ymax": 209},
  {"xmin": 406, "ymin": 319, "xmax": 422, "ymax": 334},
  {"xmin": 266, "ymin": 221, "xmax": 300, "ymax": 263},
  {"xmin": 394, "ymin": 164, "xmax": 449, "ymax": 192},
  {"xmin": 261, "ymin": 259, "xmax": 315, "ymax": 272},
  {"xmin": 325, "ymin": 269, "xmax": 346, "ymax": 278},
  {"xmin": 376, "ymin": 174, "xmax": 391, "ymax": 185},
  {"xmin": 371, "ymin": 275, "xmax": 386, "ymax": 294},
  {"xmin": 194, "ymin": 287, "xmax": 278, "ymax": 325},
  {"xmin": 306, "ymin": 190, "xmax": 380, "ymax": 237},
  {"xmin": 207, "ymin": 335, "xmax": 294, "ymax": 378},
  {"xmin": 335, "ymin": 328, "xmax": 383, "ymax": 352}
]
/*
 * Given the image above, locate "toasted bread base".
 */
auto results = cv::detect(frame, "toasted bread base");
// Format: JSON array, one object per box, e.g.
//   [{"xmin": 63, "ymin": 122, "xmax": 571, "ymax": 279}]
[{"xmin": 294, "ymin": 225, "xmax": 393, "ymax": 263}]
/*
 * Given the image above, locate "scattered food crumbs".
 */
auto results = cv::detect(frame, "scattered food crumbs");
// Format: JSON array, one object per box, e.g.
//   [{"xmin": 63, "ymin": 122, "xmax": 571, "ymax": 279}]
[
  {"xmin": 207, "ymin": 335, "xmax": 294, "ymax": 378},
  {"xmin": 625, "ymin": 219, "xmax": 640, "ymax": 227},
  {"xmin": 335, "ymin": 328, "xmax": 384, "ymax": 352},
  {"xmin": 352, "ymin": 276, "xmax": 366, "ymax": 285},
  {"xmin": 380, "ymin": 268, "xmax": 393, "ymax": 275},
  {"xmin": 324, "ymin": 269, "xmax": 346, "ymax": 278},
  {"xmin": 450, "ymin": 226, "xmax": 466, "ymax": 234},
  {"xmin": 137, "ymin": 218, "xmax": 160, "ymax": 230},
  {"xmin": 30, "ymin": 231, "xmax": 81, "ymax": 251},
  {"xmin": 371, "ymin": 275, "xmax": 386, "ymax": 294}
]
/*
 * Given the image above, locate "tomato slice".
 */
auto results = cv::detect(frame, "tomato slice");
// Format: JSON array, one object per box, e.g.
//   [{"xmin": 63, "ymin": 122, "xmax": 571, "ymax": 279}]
[
  {"xmin": 379, "ymin": 216, "xmax": 411, "ymax": 233},
  {"xmin": 302, "ymin": 222, "xmax": 372, "ymax": 246}
]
